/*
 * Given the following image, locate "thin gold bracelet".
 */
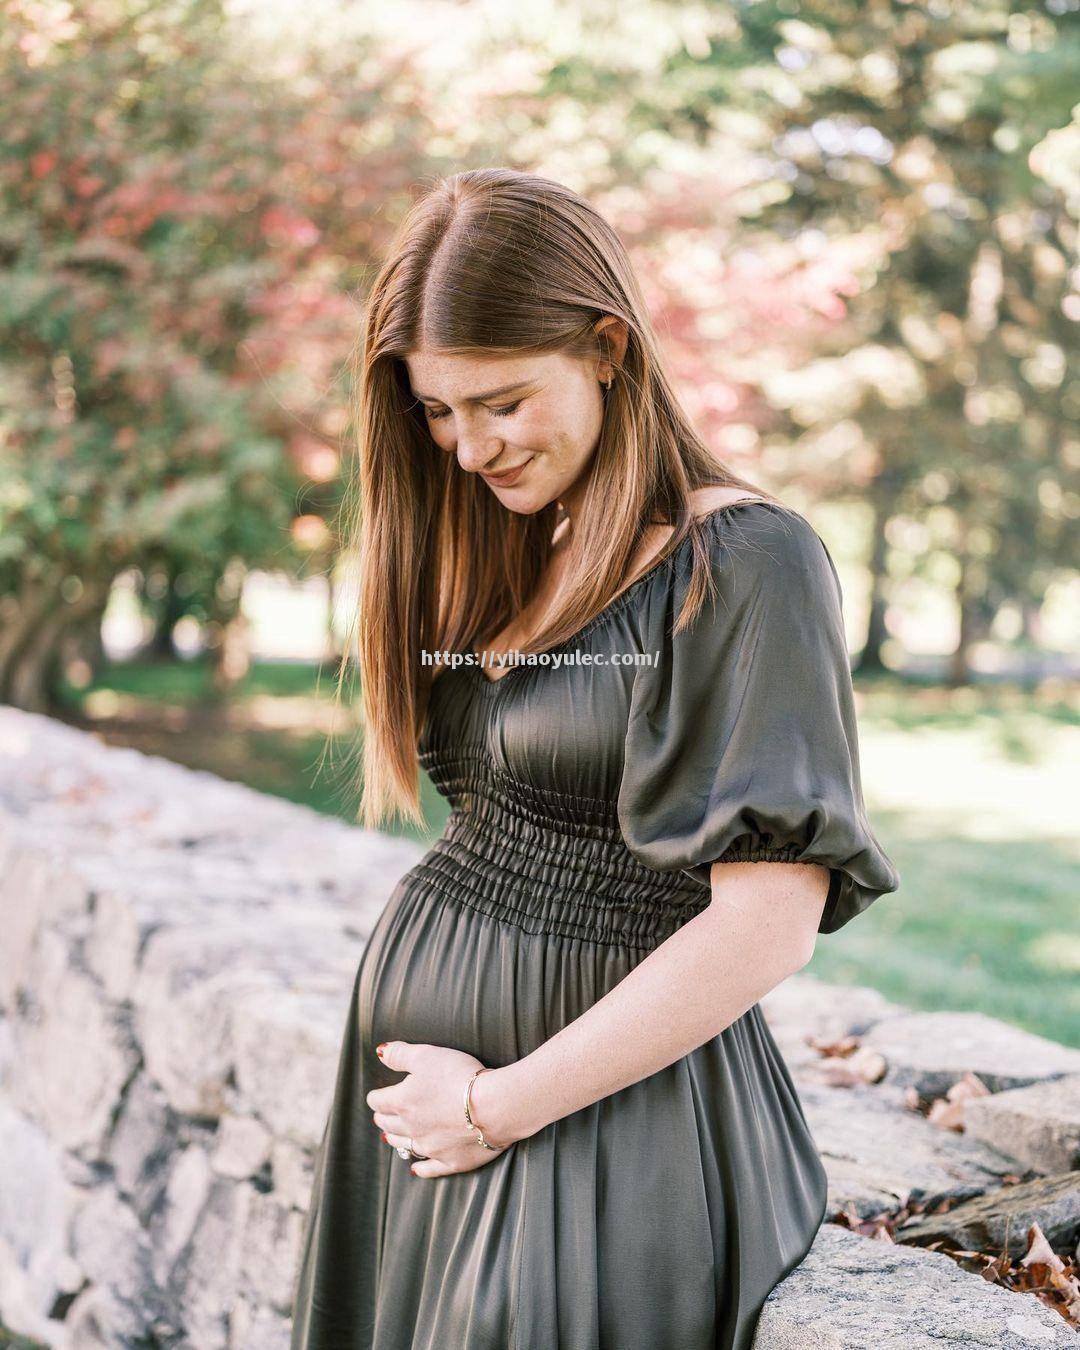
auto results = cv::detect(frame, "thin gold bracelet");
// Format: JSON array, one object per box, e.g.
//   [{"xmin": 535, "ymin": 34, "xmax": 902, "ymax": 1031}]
[{"xmin": 464, "ymin": 1067, "xmax": 507, "ymax": 1151}]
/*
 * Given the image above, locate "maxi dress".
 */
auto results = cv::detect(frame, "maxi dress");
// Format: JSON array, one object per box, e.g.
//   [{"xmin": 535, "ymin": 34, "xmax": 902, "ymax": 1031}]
[{"xmin": 289, "ymin": 498, "xmax": 900, "ymax": 1350}]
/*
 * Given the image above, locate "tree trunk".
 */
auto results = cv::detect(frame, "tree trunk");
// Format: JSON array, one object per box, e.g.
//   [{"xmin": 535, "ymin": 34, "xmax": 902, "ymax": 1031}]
[
  {"xmin": 6, "ymin": 576, "xmax": 111, "ymax": 713},
  {"xmin": 948, "ymin": 559, "xmax": 976, "ymax": 686},
  {"xmin": 207, "ymin": 563, "xmax": 251, "ymax": 696},
  {"xmin": 0, "ymin": 573, "xmax": 62, "ymax": 703},
  {"xmin": 855, "ymin": 496, "xmax": 890, "ymax": 675},
  {"xmin": 146, "ymin": 567, "xmax": 188, "ymax": 660},
  {"xmin": 64, "ymin": 593, "xmax": 112, "ymax": 690}
]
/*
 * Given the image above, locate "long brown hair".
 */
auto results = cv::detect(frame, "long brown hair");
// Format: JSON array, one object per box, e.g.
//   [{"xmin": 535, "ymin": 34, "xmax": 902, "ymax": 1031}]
[{"xmin": 336, "ymin": 167, "xmax": 774, "ymax": 830}]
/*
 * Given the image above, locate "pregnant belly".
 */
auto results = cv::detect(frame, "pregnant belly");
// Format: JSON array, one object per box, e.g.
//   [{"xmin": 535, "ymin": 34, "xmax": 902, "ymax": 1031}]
[{"xmin": 355, "ymin": 866, "xmax": 648, "ymax": 1092}]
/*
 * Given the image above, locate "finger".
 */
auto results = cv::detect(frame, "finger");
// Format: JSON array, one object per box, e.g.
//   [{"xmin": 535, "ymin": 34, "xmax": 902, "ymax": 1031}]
[
  {"xmin": 410, "ymin": 1157, "xmax": 454, "ymax": 1178},
  {"xmin": 371, "ymin": 1110, "xmax": 407, "ymax": 1133},
  {"xmin": 366, "ymin": 1083, "xmax": 408, "ymax": 1111},
  {"xmin": 375, "ymin": 1040, "xmax": 417, "ymax": 1071},
  {"xmin": 382, "ymin": 1131, "xmax": 416, "ymax": 1152}
]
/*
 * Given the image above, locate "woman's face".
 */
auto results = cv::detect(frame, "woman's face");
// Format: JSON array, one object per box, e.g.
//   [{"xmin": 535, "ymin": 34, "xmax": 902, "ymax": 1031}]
[{"xmin": 403, "ymin": 331, "xmax": 620, "ymax": 517}]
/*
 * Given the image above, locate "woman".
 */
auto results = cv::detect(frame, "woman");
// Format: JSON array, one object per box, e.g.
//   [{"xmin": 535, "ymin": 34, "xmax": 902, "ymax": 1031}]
[{"xmin": 289, "ymin": 167, "xmax": 899, "ymax": 1350}]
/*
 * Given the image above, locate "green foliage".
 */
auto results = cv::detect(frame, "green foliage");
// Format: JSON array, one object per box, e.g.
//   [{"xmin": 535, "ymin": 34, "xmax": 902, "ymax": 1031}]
[{"xmin": 0, "ymin": 0, "xmax": 443, "ymax": 705}]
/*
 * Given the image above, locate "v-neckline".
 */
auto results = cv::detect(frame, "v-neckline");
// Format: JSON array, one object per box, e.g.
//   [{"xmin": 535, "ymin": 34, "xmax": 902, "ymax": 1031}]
[{"xmin": 463, "ymin": 497, "xmax": 774, "ymax": 693}]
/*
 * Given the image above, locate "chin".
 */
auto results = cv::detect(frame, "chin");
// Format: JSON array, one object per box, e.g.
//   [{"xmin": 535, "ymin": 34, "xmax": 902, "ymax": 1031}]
[{"xmin": 498, "ymin": 496, "xmax": 548, "ymax": 516}]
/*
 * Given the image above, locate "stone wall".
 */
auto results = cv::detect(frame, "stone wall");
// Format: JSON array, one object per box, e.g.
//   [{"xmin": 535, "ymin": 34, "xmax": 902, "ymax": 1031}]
[{"xmin": 0, "ymin": 706, "xmax": 1077, "ymax": 1348}]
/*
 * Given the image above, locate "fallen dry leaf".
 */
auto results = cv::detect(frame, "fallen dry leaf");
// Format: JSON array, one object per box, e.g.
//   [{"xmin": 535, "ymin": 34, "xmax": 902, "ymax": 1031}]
[
  {"xmin": 927, "ymin": 1096, "xmax": 966, "ymax": 1131},
  {"xmin": 809, "ymin": 1045, "xmax": 887, "ymax": 1087},
  {"xmin": 806, "ymin": 1033, "xmax": 860, "ymax": 1058},
  {"xmin": 924, "ymin": 1070, "xmax": 992, "ymax": 1131},
  {"xmin": 1022, "ymin": 1222, "xmax": 1065, "ymax": 1273}
]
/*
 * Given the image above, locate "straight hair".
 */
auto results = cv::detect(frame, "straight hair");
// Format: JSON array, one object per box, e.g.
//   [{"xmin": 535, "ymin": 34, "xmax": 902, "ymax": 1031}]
[{"xmin": 335, "ymin": 167, "xmax": 775, "ymax": 829}]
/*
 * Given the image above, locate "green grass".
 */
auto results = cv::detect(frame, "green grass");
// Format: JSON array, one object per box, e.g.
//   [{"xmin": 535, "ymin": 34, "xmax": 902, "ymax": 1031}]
[
  {"xmin": 806, "ymin": 809, "xmax": 1079, "ymax": 1047},
  {"xmin": 55, "ymin": 659, "xmax": 1080, "ymax": 1046}
]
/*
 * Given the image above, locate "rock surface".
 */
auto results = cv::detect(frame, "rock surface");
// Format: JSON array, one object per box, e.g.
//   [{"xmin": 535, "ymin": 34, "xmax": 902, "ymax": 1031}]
[
  {"xmin": 896, "ymin": 1172, "xmax": 1080, "ymax": 1259},
  {"xmin": 860, "ymin": 1011, "xmax": 1080, "ymax": 1096},
  {"xmin": 963, "ymin": 1076, "xmax": 1080, "ymax": 1176},
  {"xmin": 755, "ymin": 1222, "xmax": 1076, "ymax": 1347}
]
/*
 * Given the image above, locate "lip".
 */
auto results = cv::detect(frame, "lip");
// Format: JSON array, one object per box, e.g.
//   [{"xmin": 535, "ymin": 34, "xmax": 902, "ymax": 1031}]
[{"xmin": 481, "ymin": 456, "xmax": 533, "ymax": 487}]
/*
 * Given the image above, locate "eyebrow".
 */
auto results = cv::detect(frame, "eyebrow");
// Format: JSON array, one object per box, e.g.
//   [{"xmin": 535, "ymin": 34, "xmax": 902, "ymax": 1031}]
[{"xmin": 411, "ymin": 380, "xmax": 533, "ymax": 405}]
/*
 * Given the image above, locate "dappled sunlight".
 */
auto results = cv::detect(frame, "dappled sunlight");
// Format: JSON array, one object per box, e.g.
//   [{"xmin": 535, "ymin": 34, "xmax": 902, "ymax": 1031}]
[
  {"xmin": 859, "ymin": 722, "xmax": 1080, "ymax": 846},
  {"xmin": 1026, "ymin": 931, "xmax": 1080, "ymax": 978}
]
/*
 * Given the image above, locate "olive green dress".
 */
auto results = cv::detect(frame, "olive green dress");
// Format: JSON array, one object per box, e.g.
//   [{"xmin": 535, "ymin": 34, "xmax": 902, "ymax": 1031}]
[{"xmin": 289, "ymin": 499, "xmax": 899, "ymax": 1350}]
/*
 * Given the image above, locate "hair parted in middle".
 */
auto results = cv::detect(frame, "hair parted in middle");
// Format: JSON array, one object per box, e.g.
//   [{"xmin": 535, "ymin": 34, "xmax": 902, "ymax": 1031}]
[{"xmin": 338, "ymin": 166, "xmax": 774, "ymax": 829}]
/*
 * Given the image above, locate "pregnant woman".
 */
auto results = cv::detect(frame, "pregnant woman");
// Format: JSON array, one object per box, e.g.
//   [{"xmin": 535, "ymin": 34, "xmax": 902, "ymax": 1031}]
[{"xmin": 289, "ymin": 167, "xmax": 899, "ymax": 1350}]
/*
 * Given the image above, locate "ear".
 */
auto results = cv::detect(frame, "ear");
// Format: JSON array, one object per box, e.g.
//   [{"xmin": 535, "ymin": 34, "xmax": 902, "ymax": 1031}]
[{"xmin": 593, "ymin": 315, "xmax": 629, "ymax": 383}]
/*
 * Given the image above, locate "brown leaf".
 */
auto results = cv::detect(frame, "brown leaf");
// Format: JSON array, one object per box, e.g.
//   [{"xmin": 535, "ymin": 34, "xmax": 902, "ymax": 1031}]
[
  {"xmin": 927, "ymin": 1096, "xmax": 967, "ymax": 1132},
  {"xmin": 924, "ymin": 1070, "xmax": 993, "ymax": 1131},
  {"xmin": 1021, "ymin": 1222, "xmax": 1065, "ymax": 1273},
  {"xmin": 810, "ymin": 1046, "xmax": 887, "ymax": 1087},
  {"xmin": 1047, "ymin": 1268, "xmax": 1080, "ymax": 1320},
  {"xmin": 807, "ymin": 1033, "xmax": 860, "ymax": 1058},
  {"xmin": 945, "ymin": 1071, "xmax": 992, "ymax": 1102}
]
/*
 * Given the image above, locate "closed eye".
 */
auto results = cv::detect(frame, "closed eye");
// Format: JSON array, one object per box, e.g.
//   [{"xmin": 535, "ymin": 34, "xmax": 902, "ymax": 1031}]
[{"xmin": 424, "ymin": 399, "xmax": 524, "ymax": 421}]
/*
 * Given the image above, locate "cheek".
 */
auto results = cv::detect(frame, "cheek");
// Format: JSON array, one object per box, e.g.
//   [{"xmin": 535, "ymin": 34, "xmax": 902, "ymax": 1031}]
[
  {"xmin": 515, "ymin": 405, "xmax": 584, "ymax": 458},
  {"xmin": 427, "ymin": 421, "xmax": 455, "ymax": 453}
]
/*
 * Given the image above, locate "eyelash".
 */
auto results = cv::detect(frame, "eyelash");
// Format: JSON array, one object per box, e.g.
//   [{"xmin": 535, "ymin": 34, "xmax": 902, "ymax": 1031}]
[{"xmin": 424, "ymin": 400, "xmax": 523, "ymax": 422}]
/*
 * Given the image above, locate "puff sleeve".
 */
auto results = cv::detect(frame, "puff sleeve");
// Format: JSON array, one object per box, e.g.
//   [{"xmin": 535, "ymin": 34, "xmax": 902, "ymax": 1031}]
[{"xmin": 617, "ymin": 504, "xmax": 900, "ymax": 934}]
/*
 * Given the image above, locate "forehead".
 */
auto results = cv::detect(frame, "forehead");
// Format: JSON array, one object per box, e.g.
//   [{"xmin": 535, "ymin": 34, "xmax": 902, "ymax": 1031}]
[{"xmin": 403, "ymin": 347, "xmax": 560, "ymax": 399}]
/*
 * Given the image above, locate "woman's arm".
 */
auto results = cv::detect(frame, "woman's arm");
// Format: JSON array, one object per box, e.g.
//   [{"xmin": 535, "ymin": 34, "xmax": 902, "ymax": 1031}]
[{"xmin": 471, "ymin": 860, "xmax": 829, "ymax": 1145}]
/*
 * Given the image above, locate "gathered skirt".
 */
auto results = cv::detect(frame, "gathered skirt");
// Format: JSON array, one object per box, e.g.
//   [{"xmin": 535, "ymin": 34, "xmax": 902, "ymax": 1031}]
[{"xmin": 288, "ymin": 818, "xmax": 828, "ymax": 1350}]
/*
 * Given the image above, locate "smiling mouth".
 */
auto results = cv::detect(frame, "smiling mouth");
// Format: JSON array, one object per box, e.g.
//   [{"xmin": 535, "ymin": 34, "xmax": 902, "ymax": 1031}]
[{"xmin": 482, "ymin": 457, "xmax": 534, "ymax": 484}]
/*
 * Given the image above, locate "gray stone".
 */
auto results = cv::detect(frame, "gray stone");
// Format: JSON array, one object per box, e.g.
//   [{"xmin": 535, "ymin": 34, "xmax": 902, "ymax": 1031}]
[
  {"xmin": 13, "ymin": 926, "xmax": 139, "ymax": 1156},
  {"xmin": 169, "ymin": 1176, "xmax": 255, "ymax": 1350},
  {"xmin": 799, "ymin": 1081, "xmax": 1029, "ymax": 1218},
  {"xmin": 270, "ymin": 1138, "xmax": 315, "ymax": 1212},
  {"xmin": 133, "ymin": 926, "xmax": 280, "ymax": 1119},
  {"xmin": 0, "ymin": 845, "xmax": 90, "ymax": 1013},
  {"xmin": 228, "ymin": 1297, "xmax": 294, "ymax": 1350},
  {"xmin": 0, "ymin": 1012, "xmax": 14, "ymax": 1090},
  {"xmin": 150, "ymin": 1143, "xmax": 214, "ymax": 1288},
  {"xmin": 964, "ymin": 1076, "xmax": 1080, "ymax": 1176},
  {"xmin": 69, "ymin": 1186, "xmax": 149, "ymax": 1298},
  {"xmin": 0, "ymin": 1099, "xmax": 71, "ymax": 1339},
  {"xmin": 69, "ymin": 1185, "xmax": 166, "ymax": 1336},
  {"xmin": 862, "ymin": 1012, "xmax": 1080, "ymax": 1097},
  {"xmin": 896, "ymin": 1172, "xmax": 1080, "ymax": 1259},
  {"xmin": 230, "ymin": 986, "xmax": 346, "ymax": 1148},
  {"xmin": 63, "ymin": 1284, "xmax": 138, "ymax": 1349},
  {"xmin": 754, "ymin": 1221, "xmax": 1076, "ymax": 1347},
  {"xmin": 107, "ymin": 1070, "xmax": 175, "ymax": 1221},
  {"xmin": 761, "ymin": 972, "xmax": 906, "ymax": 1073},
  {"xmin": 212, "ymin": 1113, "xmax": 272, "ymax": 1180},
  {"xmin": 237, "ymin": 1190, "xmax": 305, "ymax": 1314}
]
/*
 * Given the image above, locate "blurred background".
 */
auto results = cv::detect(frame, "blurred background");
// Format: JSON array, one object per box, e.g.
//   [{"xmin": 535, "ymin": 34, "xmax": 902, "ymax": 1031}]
[{"xmin": 1, "ymin": 0, "xmax": 1077, "ymax": 1060}]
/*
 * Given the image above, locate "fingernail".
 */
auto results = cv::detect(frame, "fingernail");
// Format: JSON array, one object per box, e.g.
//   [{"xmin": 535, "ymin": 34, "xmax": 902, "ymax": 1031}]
[
  {"xmin": 380, "ymin": 1132, "xmax": 387, "ymax": 1142},
  {"xmin": 376, "ymin": 1043, "xmax": 386, "ymax": 1058},
  {"xmin": 409, "ymin": 1165, "xmax": 417, "ymax": 1176}
]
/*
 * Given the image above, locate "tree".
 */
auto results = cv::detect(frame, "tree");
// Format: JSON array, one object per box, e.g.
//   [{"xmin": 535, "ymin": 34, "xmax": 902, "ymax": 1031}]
[{"xmin": 0, "ymin": 0, "xmax": 435, "ymax": 708}]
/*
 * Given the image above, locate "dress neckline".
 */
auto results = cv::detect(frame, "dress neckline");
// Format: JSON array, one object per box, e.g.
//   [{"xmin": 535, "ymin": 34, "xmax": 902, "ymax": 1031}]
[{"xmin": 462, "ymin": 496, "xmax": 782, "ymax": 695}]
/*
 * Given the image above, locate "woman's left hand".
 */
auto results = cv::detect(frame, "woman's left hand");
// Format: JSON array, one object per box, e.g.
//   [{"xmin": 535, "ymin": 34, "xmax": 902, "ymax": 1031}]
[{"xmin": 366, "ymin": 1041, "xmax": 513, "ymax": 1178}]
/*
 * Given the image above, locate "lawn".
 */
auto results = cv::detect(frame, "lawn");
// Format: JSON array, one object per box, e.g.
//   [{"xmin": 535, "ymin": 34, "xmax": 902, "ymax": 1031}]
[{"xmin": 55, "ymin": 659, "xmax": 1079, "ymax": 1047}]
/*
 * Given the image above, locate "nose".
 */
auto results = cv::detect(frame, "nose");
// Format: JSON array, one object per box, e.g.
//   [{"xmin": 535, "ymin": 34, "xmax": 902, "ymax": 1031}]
[{"xmin": 454, "ymin": 426, "xmax": 505, "ymax": 476}]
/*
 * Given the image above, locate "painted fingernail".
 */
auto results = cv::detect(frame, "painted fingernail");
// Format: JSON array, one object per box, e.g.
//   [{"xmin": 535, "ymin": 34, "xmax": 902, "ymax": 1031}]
[
  {"xmin": 380, "ymin": 1132, "xmax": 387, "ymax": 1142},
  {"xmin": 409, "ymin": 1165, "xmax": 417, "ymax": 1176},
  {"xmin": 376, "ymin": 1043, "xmax": 386, "ymax": 1058}
]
